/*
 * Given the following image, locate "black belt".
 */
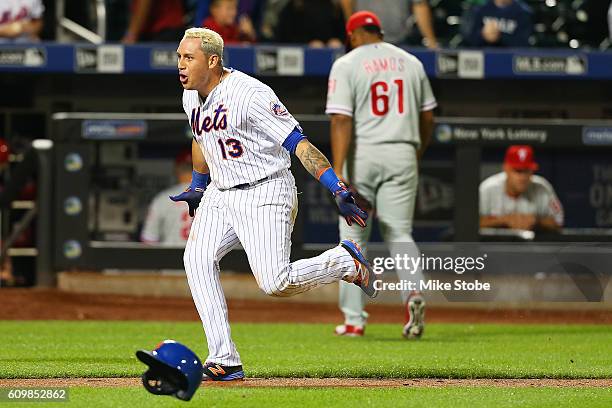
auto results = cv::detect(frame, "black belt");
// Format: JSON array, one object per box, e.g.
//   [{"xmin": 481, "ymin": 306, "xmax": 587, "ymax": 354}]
[
  {"xmin": 233, "ymin": 177, "xmax": 269, "ymax": 189},
  {"xmin": 233, "ymin": 174, "xmax": 279, "ymax": 189},
  {"xmin": 231, "ymin": 170, "xmax": 287, "ymax": 190}
]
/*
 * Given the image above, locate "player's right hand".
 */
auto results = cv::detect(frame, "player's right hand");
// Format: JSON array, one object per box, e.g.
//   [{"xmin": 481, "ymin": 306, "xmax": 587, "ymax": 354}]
[
  {"xmin": 334, "ymin": 188, "xmax": 368, "ymax": 228},
  {"xmin": 169, "ymin": 188, "xmax": 204, "ymax": 217}
]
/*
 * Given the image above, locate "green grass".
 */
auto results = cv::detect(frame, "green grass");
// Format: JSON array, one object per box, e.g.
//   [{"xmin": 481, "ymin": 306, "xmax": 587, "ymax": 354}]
[
  {"xmin": 2, "ymin": 387, "xmax": 612, "ymax": 408},
  {"xmin": 0, "ymin": 321, "xmax": 611, "ymax": 379}
]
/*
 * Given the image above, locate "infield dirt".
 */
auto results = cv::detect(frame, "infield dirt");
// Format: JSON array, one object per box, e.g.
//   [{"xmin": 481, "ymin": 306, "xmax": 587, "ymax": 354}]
[
  {"xmin": 1, "ymin": 378, "xmax": 611, "ymax": 388},
  {"xmin": 1, "ymin": 288, "xmax": 611, "ymax": 324}
]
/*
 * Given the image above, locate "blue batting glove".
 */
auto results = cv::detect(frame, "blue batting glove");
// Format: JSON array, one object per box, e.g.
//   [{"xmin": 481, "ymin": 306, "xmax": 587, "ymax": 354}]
[
  {"xmin": 318, "ymin": 167, "xmax": 368, "ymax": 228},
  {"xmin": 169, "ymin": 170, "xmax": 209, "ymax": 217},
  {"xmin": 334, "ymin": 187, "xmax": 368, "ymax": 228}
]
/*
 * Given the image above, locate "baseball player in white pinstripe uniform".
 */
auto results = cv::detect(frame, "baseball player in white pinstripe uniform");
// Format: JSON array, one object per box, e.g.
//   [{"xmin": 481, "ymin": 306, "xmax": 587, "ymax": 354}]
[
  {"xmin": 326, "ymin": 11, "xmax": 436, "ymax": 339},
  {"xmin": 171, "ymin": 27, "xmax": 376, "ymax": 381}
]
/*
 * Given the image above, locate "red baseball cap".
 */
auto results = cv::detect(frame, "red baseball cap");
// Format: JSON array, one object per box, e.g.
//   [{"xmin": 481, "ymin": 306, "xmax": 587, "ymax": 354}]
[
  {"xmin": 346, "ymin": 11, "xmax": 382, "ymax": 35},
  {"xmin": 504, "ymin": 145, "xmax": 538, "ymax": 171}
]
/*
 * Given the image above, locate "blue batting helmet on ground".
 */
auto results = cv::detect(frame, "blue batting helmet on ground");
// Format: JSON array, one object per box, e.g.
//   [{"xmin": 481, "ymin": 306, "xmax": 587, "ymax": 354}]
[{"xmin": 136, "ymin": 340, "xmax": 204, "ymax": 401}]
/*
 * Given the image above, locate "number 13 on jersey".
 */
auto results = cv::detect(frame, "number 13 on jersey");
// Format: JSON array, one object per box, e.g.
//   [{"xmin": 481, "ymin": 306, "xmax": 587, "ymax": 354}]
[
  {"xmin": 370, "ymin": 79, "xmax": 404, "ymax": 116},
  {"xmin": 217, "ymin": 138, "xmax": 244, "ymax": 159}
]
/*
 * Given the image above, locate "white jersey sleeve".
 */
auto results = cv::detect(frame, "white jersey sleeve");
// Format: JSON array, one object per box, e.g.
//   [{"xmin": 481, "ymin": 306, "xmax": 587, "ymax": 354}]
[
  {"xmin": 248, "ymin": 88, "xmax": 300, "ymax": 145},
  {"xmin": 532, "ymin": 175, "xmax": 564, "ymax": 226},
  {"xmin": 325, "ymin": 59, "xmax": 354, "ymax": 117},
  {"xmin": 419, "ymin": 64, "xmax": 437, "ymax": 112}
]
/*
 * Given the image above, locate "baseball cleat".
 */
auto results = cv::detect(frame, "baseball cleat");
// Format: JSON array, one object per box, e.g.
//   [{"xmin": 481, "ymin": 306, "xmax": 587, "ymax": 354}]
[
  {"xmin": 202, "ymin": 362, "xmax": 245, "ymax": 381},
  {"xmin": 403, "ymin": 293, "xmax": 425, "ymax": 339},
  {"xmin": 340, "ymin": 239, "xmax": 379, "ymax": 298},
  {"xmin": 334, "ymin": 324, "xmax": 365, "ymax": 337}
]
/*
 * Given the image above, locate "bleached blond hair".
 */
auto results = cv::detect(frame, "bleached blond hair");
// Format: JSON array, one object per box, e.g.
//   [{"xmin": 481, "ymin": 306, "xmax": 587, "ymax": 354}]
[{"xmin": 183, "ymin": 27, "xmax": 224, "ymax": 63}]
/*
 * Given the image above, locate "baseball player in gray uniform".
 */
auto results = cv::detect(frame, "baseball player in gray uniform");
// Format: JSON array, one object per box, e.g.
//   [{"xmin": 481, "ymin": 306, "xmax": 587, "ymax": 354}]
[
  {"xmin": 141, "ymin": 150, "xmax": 194, "ymax": 245},
  {"xmin": 480, "ymin": 145, "xmax": 563, "ymax": 231},
  {"xmin": 171, "ymin": 27, "xmax": 376, "ymax": 381},
  {"xmin": 326, "ymin": 11, "xmax": 436, "ymax": 339}
]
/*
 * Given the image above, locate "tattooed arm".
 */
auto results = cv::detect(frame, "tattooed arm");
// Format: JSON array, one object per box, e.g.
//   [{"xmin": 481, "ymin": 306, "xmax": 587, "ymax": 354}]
[
  {"xmin": 295, "ymin": 139, "xmax": 333, "ymax": 179},
  {"xmin": 295, "ymin": 139, "xmax": 367, "ymax": 227}
]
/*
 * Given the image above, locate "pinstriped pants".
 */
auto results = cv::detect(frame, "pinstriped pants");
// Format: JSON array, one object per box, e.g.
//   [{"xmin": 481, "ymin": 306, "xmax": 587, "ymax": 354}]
[{"xmin": 184, "ymin": 169, "xmax": 356, "ymax": 366}]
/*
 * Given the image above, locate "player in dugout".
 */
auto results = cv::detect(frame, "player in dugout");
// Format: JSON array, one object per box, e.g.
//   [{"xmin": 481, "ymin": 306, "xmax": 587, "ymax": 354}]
[
  {"xmin": 141, "ymin": 150, "xmax": 194, "ymax": 245},
  {"xmin": 479, "ymin": 145, "xmax": 564, "ymax": 232}
]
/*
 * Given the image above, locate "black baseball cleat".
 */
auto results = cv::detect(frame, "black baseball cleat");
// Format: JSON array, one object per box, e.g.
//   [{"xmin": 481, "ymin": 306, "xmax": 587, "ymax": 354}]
[
  {"xmin": 340, "ymin": 239, "xmax": 379, "ymax": 298},
  {"xmin": 202, "ymin": 362, "xmax": 245, "ymax": 381}
]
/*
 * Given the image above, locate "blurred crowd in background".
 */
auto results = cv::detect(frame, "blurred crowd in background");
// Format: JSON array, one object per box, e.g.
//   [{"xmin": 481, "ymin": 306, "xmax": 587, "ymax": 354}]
[{"xmin": 0, "ymin": 0, "xmax": 611, "ymax": 49}]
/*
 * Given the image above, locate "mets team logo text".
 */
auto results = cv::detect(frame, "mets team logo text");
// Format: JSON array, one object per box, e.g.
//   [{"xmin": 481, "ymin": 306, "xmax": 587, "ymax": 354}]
[{"xmin": 191, "ymin": 104, "xmax": 228, "ymax": 136}]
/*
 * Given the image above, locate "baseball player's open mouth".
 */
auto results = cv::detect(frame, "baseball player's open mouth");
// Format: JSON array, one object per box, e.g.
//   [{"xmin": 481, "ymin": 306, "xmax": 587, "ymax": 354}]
[{"xmin": 179, "ymin": 74, "xmax": 188, "ymax": 84}]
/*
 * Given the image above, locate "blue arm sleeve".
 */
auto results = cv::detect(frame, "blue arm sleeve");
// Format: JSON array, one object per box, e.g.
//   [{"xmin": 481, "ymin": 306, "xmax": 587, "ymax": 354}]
[
  {"xmin": 191, "ymin": 170, "xmax": 210, "ymax": 191},
  {"xmin": 318, "ymin": 168, "xmax": 344, "ymax": 195},
  {"xmin": 282, "ymin": 127, "xmax": 307, "ymax": 154}
]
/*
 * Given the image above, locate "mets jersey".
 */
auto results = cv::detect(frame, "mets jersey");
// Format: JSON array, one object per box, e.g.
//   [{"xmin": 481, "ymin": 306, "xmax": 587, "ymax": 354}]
[
  {"xmin": 326, "ymin": 42, "xmax": 437, "ymax": 147},
  {"xmin": 141, "ymin": 182, "xmax": 193, "ymax": 245},
  {"xmin": 182, "ymin": 70, "xmax": 300, "ymax": 190},
  {"xmin": 479, "ymin": 172, "xmax": 564, "ymax": 226}
]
